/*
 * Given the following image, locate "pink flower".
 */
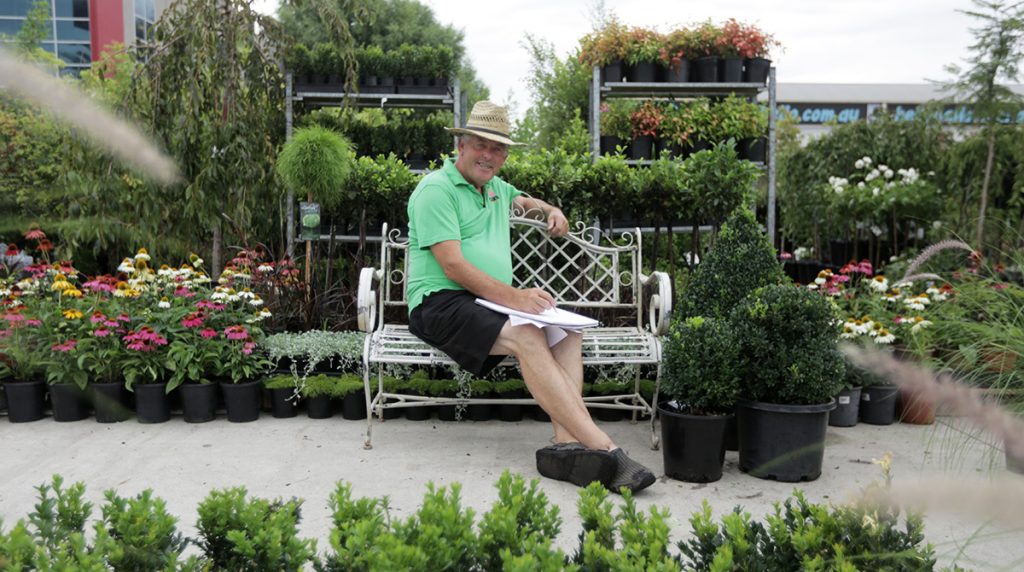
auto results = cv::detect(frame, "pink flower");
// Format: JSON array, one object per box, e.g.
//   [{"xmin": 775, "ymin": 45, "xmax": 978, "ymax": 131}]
[
  {"xmin": 835, "ymin": 275, "xmax": 850, "ymax": 283},
  {"xmin": 182, "ymin": 311, "xmax": 206, "ymax": 328},
  {"xmin": 52, "ymin": 339, "xmax": 77, "ymax": 352},
  {"xmin": 93, "ymin": 328, "xmax": 111, "ymax": 337},
  {"xmin": 0, "ymin": 329, "xmax": 10, "ymax": 339},
  {"xmin": 778, "ymin": 251, "xmax": 793, "ymax": 260},
  {"xmin": 103, "ymin": 319, "xmax": 119, "ymax": 328},
  {"xmin": 242, "ymin": 341, "xmax": 256, "ymax": 355},
  {"xmin": 993, "ymin": 282, "xmax": 1009, "ymax": 290},
  {"xmin": 127, "ymin": 341, "xmax": 147, "ymax": 351},
  {"xmin": 90, "ymin": 312, "xmax": 106, "ymax": 323},
  {"xmin": 25, "ymin": 319, "xmax": 41, "ymax": 327},
  {"xmin": 83, "ymin": 278, "xmax": 116, "ymax": 293},
  {"xmin": 123, "ymin": 327, "xmax": 169, "ymax": 351},
  {"xmin": 196, "ymin": 300, "xmax": 225, "ymax": 311},
  {"xmin": 4, "ymin": 312, "xmax": 25, "ymax": 323},
  {"xmin": 174, "ymin": 287, "xmax": 195, "ymax": 298},
  {"xmin": 200, "ymin": 328, "xmax": 218, "ymax": 339},
  {"xmin": 117, "ymin": 313, "xmax": 131, "ymax": 322},
  {"xmin": 24, "ymin": 228, "xmax": 46, "ymax": 240},
  {"xmin": 893, "ymin": 315, "xmax": 904, "ymax": 324},
  {"xmin": 225, "ymin": 325, "xmax": 249, "ymax": 340}
]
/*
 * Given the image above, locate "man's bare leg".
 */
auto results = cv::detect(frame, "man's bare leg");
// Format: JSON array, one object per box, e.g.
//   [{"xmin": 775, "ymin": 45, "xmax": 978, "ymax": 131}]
[
  {"xmin": 548, "ymin": 331, "xmax": 584, "ymax": 444},
  {"xmin": 491, "ymin": 323, "xmax": 614, "ymax": 451}
]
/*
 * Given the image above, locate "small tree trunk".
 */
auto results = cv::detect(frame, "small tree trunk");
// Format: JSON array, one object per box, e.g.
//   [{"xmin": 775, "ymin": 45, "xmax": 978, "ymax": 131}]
[
  {"xmin": 211, "ymin": 220, "xmax": 222, "ymax": 282},
  {"xmin": 976, "ymin": 130, "xmax": 996, "ymax": 250}
]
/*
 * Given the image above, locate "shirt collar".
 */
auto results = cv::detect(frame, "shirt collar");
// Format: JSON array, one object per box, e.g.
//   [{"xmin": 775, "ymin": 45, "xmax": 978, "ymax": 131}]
[{"xmin": 442, "ymin": 156, "xmax": 492, "ymax": 194}]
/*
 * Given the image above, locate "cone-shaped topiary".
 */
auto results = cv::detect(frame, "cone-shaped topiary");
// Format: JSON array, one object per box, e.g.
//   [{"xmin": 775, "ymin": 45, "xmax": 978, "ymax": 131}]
[
  {"xmin": 677, "ymin": 207, "xmax": 785, "ymax": 319},
  {"xmin": 276, "ymin": 125, "xmax": 355, "ymax": 209}
]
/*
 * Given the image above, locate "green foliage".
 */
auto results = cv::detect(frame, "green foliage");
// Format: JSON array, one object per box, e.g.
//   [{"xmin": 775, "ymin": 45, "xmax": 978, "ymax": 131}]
[
  {"xmin": 391, "ymin": 484, "xmax": 478, "ymax": 570},
  {"xmin": 93, "ymin": 488, "xmax": 187, "ymax": 571},
  {"xmin": 300, "ymin": 373, "xmax": 363, "ymax": 399},
  {"xmin": 499, "ymin": 142, "xmax": 589, "ymax": 219},
  {"xmin": 265, "ymin": 373, "xmax": 299, "ymax": 390},
  {"xmin": 515, "ymin": 34, "xmax": 591, "ymax": 147},
  {"xmin": 580, "ymin": 489, "xmax": 677, "ymax": 571},
  {"xmin": 599, "ymin": 99, "xmax": 636, "ymax": 140},
  {"xmin": 661, "ymin": 316, "xmax": 740, "ymax": 413},
  {"xmin": 277, "ymin": 126, "xmax": 355, "ymax": 210},
  {"xmin": 346, "ymin": 153, "xmax": 424, "ymax": 225},
  {"xmin": 195, "ymin": 487, "xmax": 315, "ymax": 571},
  {"xmin": 477, "ymin": 471, "xmax": 563, "ymax": 571},
  {"xmin": 678, "ymin": 207, "xmax": 786, "ymax": 319},
  {"xmin": 678, "ymin": 493, "xmax": 935, "ymax": 571},
  {"xmin": 579, "ymin": 153, "xmax": 636, "ymax": 222},
  {"xmin": 681, "ymin": 140, "xmax": 761, "ymax": 224},
  {"xmin": 262, "ymin": 330, "xmax": 367, "ymax": 376},
  {"xmin": 731, "ymin": 285, "xmax": 845, "ymax": 405},
  {"xmin": 494, "ymin": 378, "xmax": 526, "ymax": 394}
]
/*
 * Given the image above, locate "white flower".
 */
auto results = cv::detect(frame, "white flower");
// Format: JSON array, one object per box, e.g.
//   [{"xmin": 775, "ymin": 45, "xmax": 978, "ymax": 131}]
[
  {"xmin": 117, "ymin": 258, "xmax": 135, "ymax": 273},
  {"xmin": 869, "ymin": 276, "xmax": 889, "ymax": 292},
  {"xmin": 257, "ymin": 264, "xmax": 274, "ymax": 273},
  {"xmin": 865, "ymin": 169, "xmax": 880, "ymax": 182},
  {"xmin": 157, "ymin": 299, "xmax": 171, "ymax": 309},
  {"xmin": 874, "ymin": 329, "xmax": 895, "ymax": 344},
  {"xmin": 840, "ymin": 325, "xmax": 857, "ymax": 339},
  {"xmin": 862, "ymin": 156, "xmax": 872, "ymax": 166},
  {"xmin": 157, "ymin": 267, "xmax": 174, "ymax": 277},
  {"xmin": 882, "ymin": 289, "xmax": 902, "ymax": 303},
  {"xmin": 794, "ymin": 246, "xmax": 811, "ymax": 261},
  {"xmin": 8, "ymin": 298, "xmax": 22, "ymax": 308},
  {"xmin": 134, "ymin": 250, "xmax": 151, "ymax": 262},
  {"xmin": 249, "ymin": 297, "xmax": 263, "ymax": 307},
  {"xmin": 857, "ymin": 181, "xmax": 866, "ymax": 189},
  {"xmin": 260, "ymin": 308, "xmax": 272, "ymax": 318},
  {"xmin": 872, "ymin": 187, "xmax": 880, "ymax": 197},
  {"xmin": 932, "ymin": 220, "xmax": 942, "ymax": 229},
  {"xmin": 884, "ymin": 169, "xmax": 894, "ymax": 179},
  {"xmin": 211, "ymin": 290, "xmax": 228, "ymax": 300},
  {"xmin": 806, "ymin": 283, "xmax": 819, "ymax": 290},
  {"xmin": 911, "ymin": 318, "xmax": 933, "ymax": 333},
  {"xmin": 226, "ymin": 293, "xmax": 241, "ymax": 303},
  {"xmin": 855, "ymin": 159, "xmax": 865, "ymax": 169},
  {"xmin": 192, "ymin": 256, "xmax": 204, "ymax": 266},
  {"xmin": 870, "ymin": 225, "xmax": 883, "ymax": 236},
  {"xmin": 903, "ymin": 294, "xmax": 929, "ymax": 311},
  {"xmin": 0, "ymin": 287, "xmax": 9, "ymax": 297}
]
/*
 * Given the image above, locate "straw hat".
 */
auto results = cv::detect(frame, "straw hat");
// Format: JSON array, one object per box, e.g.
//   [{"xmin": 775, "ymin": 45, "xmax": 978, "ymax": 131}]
[{"xmin": 446, "ymin": 100, "xmax": 523, "ymax": 146}]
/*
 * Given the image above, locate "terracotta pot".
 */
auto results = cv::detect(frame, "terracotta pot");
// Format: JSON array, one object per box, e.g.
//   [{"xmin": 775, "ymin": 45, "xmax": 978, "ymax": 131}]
[{"xmin": 899, "ymin": 386, "xmax": 935, "ymax": 425}]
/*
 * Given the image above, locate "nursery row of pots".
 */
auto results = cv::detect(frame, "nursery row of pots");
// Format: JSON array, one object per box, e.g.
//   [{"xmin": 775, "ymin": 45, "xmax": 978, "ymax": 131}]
[
  {"xmin": 295, "ymin": 75, "xmax": 451, "ymax": 96},
  {"xmin": 601, "ymin": 56, "xmax": 771, "ymax": 85},
  {"xmin": 601, "ymin": 134, "xmax": 766, "ymax": 162}
]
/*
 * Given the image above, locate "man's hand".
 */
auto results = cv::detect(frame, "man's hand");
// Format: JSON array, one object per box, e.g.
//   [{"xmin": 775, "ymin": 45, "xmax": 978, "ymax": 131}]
[
  {"xmin": 510, "ymin": 287, "xmax": 556, "ymax": 314},
  {"xmin": 546, "ymin": 207, "xmax": 569, "ymax": 237}
]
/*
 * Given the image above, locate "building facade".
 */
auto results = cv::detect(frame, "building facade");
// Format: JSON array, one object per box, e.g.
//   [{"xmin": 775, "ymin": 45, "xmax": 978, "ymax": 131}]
[{"xmin": 0, "ymin": 0, "xmax": 169, "ymax": 75}]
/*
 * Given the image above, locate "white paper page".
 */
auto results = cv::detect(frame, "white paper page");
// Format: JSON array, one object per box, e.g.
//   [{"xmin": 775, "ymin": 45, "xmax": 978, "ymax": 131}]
[{"xmin": 475, "ymin": 298, "xmax": 598, "ymax": 328}]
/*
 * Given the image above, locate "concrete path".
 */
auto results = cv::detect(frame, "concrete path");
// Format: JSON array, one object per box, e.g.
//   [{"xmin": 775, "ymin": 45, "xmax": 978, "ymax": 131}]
[{"xmin": 1, "ymin": 411, "xmax": 1021, "ymax": 570}]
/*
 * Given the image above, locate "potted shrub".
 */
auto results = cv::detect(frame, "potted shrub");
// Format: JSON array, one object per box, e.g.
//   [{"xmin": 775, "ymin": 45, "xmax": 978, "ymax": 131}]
[
  {"xmin": 659, "ymin": 28, "xmax": 691, "ymax": 83},
  {"xmin": 578, "ymin": 16, "xmax": 630, "ymax": 83},
  {"xmin": 216, "ymin": 324, "xmax": 272, "ymax": 423},
  {"xmin": 336, "ymin": 374, "xmax": 367, "ymax": 420},
  {"xmin": 730, "ymin": 284, "xmax": 845, "ymax": 482},
  {"xmin": 628, "ymin": 100, "xmax": 663, "ymax": 160},
  {"xmin": 715, "ymin": 19, "xmax": 747, "ymax": 82},
  {"xmin": 393, "ymin": 43, "xmax": 417, "ymax": 89},
  {"xmin": 598, "ymin": 99, "xmax": 633, "ymax": 155},
  {"xmin": 310, "ymin": 43, "xmax": 341, "ymax": 91},
  {"xmin": 276, "ymin": 125, "xmax": 356, "ymax": 215},
  {"xmin": 658, "ymin": 102, "xmax": 694, "ymax": 158},
  {"xmin": 494, "ymin": 378, "xmax": 526, "ymax": 422},
  {"xmin": 264, "ymin": 374, "xmax": 299, "ymax": 419},
  {"xmin": 301, "ymin": 374, "xmax": 340, "ymax": 419},
  {"xmin": 286, "ymin": 43, "xmax": 314, "ymax": 86},
  {"xmin": 356, "ymin": 45, "xmax": 390, "ymax": 93},
  {"xmin": 0, "ymin": 312, "xmax": 48, "ymax": 423},
  {"xmin": 688, "ymin": 20, "xmax": 722, "ymax": 82},
  {"xmin": 716, "ymin": 96, "xmax": 768, "ymax": 162},
  {"xmin": 622, "ymin": 26, "xmax": 662, "ymax": 82},
  {"xmin": 432, "ymin": 45, "xmax": 455, "ymax": 91},
  {"xmin": 660, "ymin": 316, "xmax": 739, "ymax": 482},
  {"xmin": 401, "ymin": 370, "xmax": 434, "ymax": 421},
  {"xmin": 466, "ymin": 379, "xmax": 494, "ymax": 421}
]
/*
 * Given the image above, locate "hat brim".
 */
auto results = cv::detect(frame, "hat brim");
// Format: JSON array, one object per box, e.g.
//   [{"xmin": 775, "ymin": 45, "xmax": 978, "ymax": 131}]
[{"xmin": 446, "ymin": 127, "xmax": 524, "ymax": 146}]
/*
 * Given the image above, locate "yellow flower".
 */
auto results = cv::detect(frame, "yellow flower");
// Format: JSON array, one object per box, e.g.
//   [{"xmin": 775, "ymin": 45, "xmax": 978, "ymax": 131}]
[
  {"xmin": 63, "ymin": 309, "xmax": 84, "ymax": 320},
  {"xmin": 50, "ymin": 280, "xmax": 71, "ymax": 292},
  {"xmin": 64, "ymin": 288, "xmax": 83, "ymax": 298}
]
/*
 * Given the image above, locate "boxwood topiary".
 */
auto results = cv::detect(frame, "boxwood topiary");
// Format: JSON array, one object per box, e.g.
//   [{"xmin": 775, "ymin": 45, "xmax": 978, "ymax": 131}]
[
  {"xmin": 678, "ymin": 207, "xmax": 785, "ymax": 320},
  {"xmin": 661, "ymin": 316, "xmax": 739, "ymax": 414},
  {"xmin": 301, "ymin": 374, "xmax": 362, "ymax": 399},
  {"xmin": 729, "ymin": 284, "xmax": 845, "ymax": 405}
]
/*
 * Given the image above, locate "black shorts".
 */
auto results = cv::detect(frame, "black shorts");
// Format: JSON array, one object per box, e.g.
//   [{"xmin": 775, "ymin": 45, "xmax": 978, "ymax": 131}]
[{"xmin": 409, "ymin": 289, "xmax": 509, "ymax": 377}]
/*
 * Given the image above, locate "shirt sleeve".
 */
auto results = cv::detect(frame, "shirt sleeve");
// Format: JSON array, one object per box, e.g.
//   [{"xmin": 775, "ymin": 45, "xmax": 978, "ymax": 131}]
[{"xmin": 410, "ymin": 185, "xmax": 461, "ymax": 249}]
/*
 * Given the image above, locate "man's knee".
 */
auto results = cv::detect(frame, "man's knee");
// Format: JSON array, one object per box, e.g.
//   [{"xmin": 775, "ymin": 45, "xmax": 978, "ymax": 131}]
[{"xmin": 500, "ymin": 324, "xmax": 550, "ymax": 358}]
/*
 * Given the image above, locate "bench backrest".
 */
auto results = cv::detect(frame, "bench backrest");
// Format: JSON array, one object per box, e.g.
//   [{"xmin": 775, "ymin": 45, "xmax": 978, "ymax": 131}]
[{"xmin": 375, "ymin": 211, "xmax": 645, "ymax": 326}]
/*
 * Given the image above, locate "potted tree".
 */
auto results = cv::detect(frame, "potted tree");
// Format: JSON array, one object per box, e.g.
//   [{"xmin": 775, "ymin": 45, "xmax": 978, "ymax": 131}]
[
  {"xmin": 628, "ymin": 100, "xmax": 663, "ymax": 160},
  {"xmin": 689, "ymin": 20, "xmax": 722, "ymax": 82},
  {"xmin": 659, "ymin": 28, "xmax": 691, "ymax": 83},
  {"xmin": 730, "ymin": 284, "xmax": 845, "ymax": 482},
  {"xmin": 1, "ymin": 315, "xmax": 48, "ymax": 423},
  {"xmin": 660, "ymin": 316, "xmax": 739, "ymax": 482},
  {"xmin": 622, "ymin": 26, "xmax": 662, "ymax": 83},
  {"xmin": 578, "ymin": 16, "xmax": 630, "ymax": 84},
  {"xmin": 599, "ymin": 99, "xmax": 634, "ymax": 155}
]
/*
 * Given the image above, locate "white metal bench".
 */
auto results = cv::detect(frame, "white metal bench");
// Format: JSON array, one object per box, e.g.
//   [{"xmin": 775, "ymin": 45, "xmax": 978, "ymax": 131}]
[{"xmin": 357, "ymin": 209, "xmax": 672, "ymax": 450}]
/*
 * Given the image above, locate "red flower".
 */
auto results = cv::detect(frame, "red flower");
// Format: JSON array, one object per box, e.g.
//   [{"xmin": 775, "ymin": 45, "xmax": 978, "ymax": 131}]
[
  {"xmin": 36, "ymin": 239, "xmax": 54, "ymax": 252},
  {"xmin": 4, "ymin": 244, "xmax": 18, "ymax": 256},
  {"xmin": 24, "ymin": 228, "xmax": 46, "ymax": 240}
]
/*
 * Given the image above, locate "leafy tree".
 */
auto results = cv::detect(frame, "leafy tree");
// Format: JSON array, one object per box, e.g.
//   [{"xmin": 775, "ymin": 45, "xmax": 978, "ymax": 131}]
[
  {"xmin": 941, "ymin": 0, "xmax": 1024, "ymax": 250},
  {"xmin": 277, "ymin": 0, "xmax": 489, "ymax": 104},
  {"xmin": 514, "ymin": 34, "xmax": 590, "ymax": 148}
]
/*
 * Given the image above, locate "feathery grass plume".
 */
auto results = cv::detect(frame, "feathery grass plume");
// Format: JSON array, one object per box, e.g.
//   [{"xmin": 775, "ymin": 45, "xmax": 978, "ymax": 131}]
[
  {"xmin": 862, "ymin": 477, "xmax": 1024, "ymax": 529},
  {"xmin": 900, "ymin": 239, "xmax": 975, "ymax": 282},
  {"xmin": 841, "ymin": 344, "xmax": 1024, "ymax": 460},
  {"xmin": 0, "ymin": 48, "xmax": 181, "ymax": 185},
  {"xmin": 898, "ymin": 272, "xmax": 943, "ymax": 284}
]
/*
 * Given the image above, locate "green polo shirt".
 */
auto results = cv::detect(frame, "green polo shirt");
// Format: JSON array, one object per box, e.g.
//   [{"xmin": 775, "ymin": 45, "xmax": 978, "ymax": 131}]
[{"xmin": 406, "ymin": 157, "xmax": 522, "ymax": 312}]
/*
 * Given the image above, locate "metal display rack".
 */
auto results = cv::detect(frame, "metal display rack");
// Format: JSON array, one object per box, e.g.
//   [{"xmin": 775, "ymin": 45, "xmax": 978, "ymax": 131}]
[
  {"xmin": 283, "ymin": 73, "xmax": 463, "ymax": 256},
  {"xmin": 588, "ymin": 66, "xmax": 778, "ymax": 244}
]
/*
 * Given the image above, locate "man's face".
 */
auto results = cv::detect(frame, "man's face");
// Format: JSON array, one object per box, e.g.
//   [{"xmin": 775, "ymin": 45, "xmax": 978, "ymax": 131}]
[{"xmin": 455, "ymin": 135, "xmax": 509, "ymax": 189}]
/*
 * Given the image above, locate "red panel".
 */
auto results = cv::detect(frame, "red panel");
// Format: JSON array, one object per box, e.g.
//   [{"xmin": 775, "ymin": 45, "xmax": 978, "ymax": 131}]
[{"xmin": 89, "ymin": 0, "xmax": 125, "ymax": 61}]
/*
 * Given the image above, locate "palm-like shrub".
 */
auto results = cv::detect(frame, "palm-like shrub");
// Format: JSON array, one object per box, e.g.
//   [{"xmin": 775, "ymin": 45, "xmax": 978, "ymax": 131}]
[{"xmin": 276, "ymin": 125, "xmax": 355, "ymax": 209}]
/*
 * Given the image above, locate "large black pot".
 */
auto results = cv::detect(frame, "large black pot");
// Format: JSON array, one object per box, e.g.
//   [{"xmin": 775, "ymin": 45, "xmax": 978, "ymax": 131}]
[
  {"xmin": 468, "ymin": 395, "xmax": 493, "ymax": 421},
  {"xmin": 307, "ymin": 395, "xmax": 334, "ymax": 419},
  {"xmin": 601, "ymin": 60, "xmax": 624, "ymax": 84},
  {"xmin": 92, "ymin": 381, "xmax": 131, "ymax": 423},
  {"xmin": 693, "ymin": 56, "xmax": 719, "ymax": 82},
  {"xmin": 744, "ymin": 57, "xmax": 771, "ymax": 83},
  {"xmin": 629, "ymin": 135, "xmax": 654, "ymax": 160},
  {"xmin": 724, "ymin": 407, "xmax": 739, "ymax": 451},
  {"xmin": 663, "ymin": 60, "xmax": 688, "ymax": 83},
  {"xmin": 3, "ymin": 380, "xmax": 46, "ymax": 423},
  {"xmin": 50, "ymin": 383, "xmax": 90, "ymax": 421},
  {"xmin": 720, "ymin": 57, "xmax": 744, "ymax": 82},
  {"xmin": 600, "ymin": 135, "xmax": 624, "ymax": 155},
  {"xmin": 269, "ymin": 387, "xmax": 299, "ymax": 419},
  {"xmin": 342, "ymin": 391, "xmax": 368, "ymax": 420},
  {"xmin": 741, "ymin": 138, "xmax": 767, "ymax": 163},
  {"xmin": 829, "ymin": 387, "xmax": 862, "ymax": 427},
  {"xmin": 626, "ymin": 61, "xmax": 657, "ymax": 83},
  {"xmin": 181, "ymin": 382, "xmax": 217, "ymax": 423},
  {"xmin": 497, "ymin": 389, "xmax": 524, "ymax": 422},
  {"xmin": 737, "ymin": 399, "xmax": 835, "ymax": 482},
  {"xmin": 134, "ymin": 382, "xmax": 171, "ymax": 423},
  {"xmin": 660, "ymin": 402, "xmax": 732, "ymax": 483},
  {"xmin": 859, "ymin": 385, "xmax": 899, "ymax": 425},
  {"xmin": 220, "ymin": 379, "xmax": 262, "ymax": 423}
]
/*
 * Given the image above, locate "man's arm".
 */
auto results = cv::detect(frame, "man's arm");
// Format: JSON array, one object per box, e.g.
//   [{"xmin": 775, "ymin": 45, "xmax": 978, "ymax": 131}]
[
  {"xmin": 513, "ymin": 195, "xmax": 570, "ymax": 237},
  {"xmin": 430, "ymin": 240, "xmax": 555, "ymax": 314}
]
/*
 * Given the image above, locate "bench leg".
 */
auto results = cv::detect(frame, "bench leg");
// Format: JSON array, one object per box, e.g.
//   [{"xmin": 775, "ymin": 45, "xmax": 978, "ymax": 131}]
[
  {"xmin": 363, "ymin": 353, "xmax": 374, "ymax": 450},
  {"xmin": 650, "ymin": 364, "xmax": 662, "ymax": 450}
]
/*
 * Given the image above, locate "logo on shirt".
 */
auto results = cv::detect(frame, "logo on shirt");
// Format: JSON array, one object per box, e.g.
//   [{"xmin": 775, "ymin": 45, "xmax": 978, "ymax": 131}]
[{"xmin": 488, "ymin": 189, "xmax": 498, "ymax": 202}]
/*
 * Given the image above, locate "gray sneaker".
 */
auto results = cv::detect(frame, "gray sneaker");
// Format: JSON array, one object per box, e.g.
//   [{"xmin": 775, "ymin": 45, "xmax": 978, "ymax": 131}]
[
  {"xmin": 608, "ymin": 448, "xmax": 656, "ymax": 493},
  {"xmin": 536, "ymin": 444, "xmax": 617, "ymax": 488}
]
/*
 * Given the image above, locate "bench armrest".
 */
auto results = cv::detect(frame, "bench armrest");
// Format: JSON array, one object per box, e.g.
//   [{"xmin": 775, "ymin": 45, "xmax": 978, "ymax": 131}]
[
  {"xmin": 357, "ymin": 267, "xmax": 383, "ymax": 333},
  {"xmin": 641, "ymin": 270, "xmax": 672, "ymax": 335}
]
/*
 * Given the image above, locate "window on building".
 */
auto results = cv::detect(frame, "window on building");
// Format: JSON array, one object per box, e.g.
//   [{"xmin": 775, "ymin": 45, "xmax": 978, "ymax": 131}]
[
  {"xmin": 0, "ymin": 0, "xmax": 92, "ymax": 72},
  {"xmin": 134, "ymin": 0, "xmax": 156, "ymax": 46}
]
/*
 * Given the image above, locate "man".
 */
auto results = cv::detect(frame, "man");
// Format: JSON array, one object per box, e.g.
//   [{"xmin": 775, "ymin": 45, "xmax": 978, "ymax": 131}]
[{"xmin": 406, "ymin": 101, "xmax": 655, "ymax": 493}]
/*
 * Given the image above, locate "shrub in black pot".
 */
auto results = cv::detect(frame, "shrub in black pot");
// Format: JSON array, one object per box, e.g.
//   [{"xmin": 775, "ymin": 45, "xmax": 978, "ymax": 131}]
[
  {"xmin": 336, "ymin": 374, "xmax": 367, "ymax": 420},
  {"xmin": 857, "ymin": 369, "xmax": 899, "ymax": 425},
  {"xmin": 264, "ymin": 374, "xmax": 300, "ymax": 418},
  {"xmin": 301, "ymin": 374, "xmax": 343, "ymax": 419},
  {"xmin": 730, "ymin": 284, "xmax": 845, "ymax": 482},
  {"xmin": 494, "ymin": 378, "xmax": 526, "ymax": 422},
  {"xmin": 466, "ymin": 379, "xmax": 494, "ymax": 421},
  {"xmin": 660, "ymin": 316, "xmax": 740, "ymax": 482},
  {"xmin": 403, "ymin": 371, "xmax": 435, "ymax": 421}
]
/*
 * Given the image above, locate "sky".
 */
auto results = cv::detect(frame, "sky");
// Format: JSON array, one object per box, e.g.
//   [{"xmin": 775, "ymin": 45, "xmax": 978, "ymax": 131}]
[{"xmin": 252, "ymin": 0, "xmax": 978, "ymax": 118}]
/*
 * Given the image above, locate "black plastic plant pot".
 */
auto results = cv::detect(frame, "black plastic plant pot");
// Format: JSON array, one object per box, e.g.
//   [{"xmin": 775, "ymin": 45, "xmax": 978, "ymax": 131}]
[
  {"xmin": 663, "ymin": 60, "xmax": 688, "ymax": 83},
  {"xmin": 600, "ymin": 135, "xmax": 623, "ymax": 155},
  {"xmin": 134, "ymin": 382, "xmax": 171, "ymax": 423},
  {"xmin": 737, "ymin": 399, "xmax": 835, "ymax": 482},
  {"xmin": 468, "ymin": 400, "xmax": 492, "ymax": 421},
  {"xmin": 181, "ymin": 382, "xmax": 217, "ymax": 423},
  {"xmin": 50, "ymin": 383, "xmax": 90, "ymax": 422},
  {"xmin": 859, "ymin": 385, "xmax": 899, "ymax": 425},
  {"xmin": 724, "ymin": 409, "xmax": 739, "ymax": 451},
  {"xmin": 531, "ymin": 405, "xmax": 551, "ymax": 422},
  {"xmin": 342, "ymin": 392, "xmax": 368, "ymax": 420},
  {"xmin": 3, "ymin": 380, "xmax": 46, "ymax": 423},
  {"xmin": 592, "ymin": 406, "xmax": 625, "ymax": 422},
  {"xmin": 829, "ymin": 387, "xmax": 862, "ymax": 427},
  {"xmin": 659, "ymin": 402, "xmax": 732, "ymax": 483},
  {"xmin": 220, "ymin": 380, "xmax": 261, "ymax": 423},
  {"xmin": 693, "ymin": 56, "xmax": 719, "ymax": 82},
  {"xmin": 269, "ymin": 387, "xmax": 299, "ymax": 419},
  {"xmin": 307, "ymin": 395, "xmax": 334, "ymax": 419},
  {"xmin": 629, "ymin": 135, "xmax": 654, "ymax": 160},
  {"xmin": 601, "ymin": 60, "xmax": 624, "ymax": 83},
  {"xmin": 93, "ymin": 381, "xmax": 131, "ymax": 423},
  {"xmin": 497, "ymin": 389, "xmax": 524, "ymax": 422},
  {"xmin": 741, "ymin": 138, "xmax": 767, "ymax": 163},
  {"xmin": 719, "ymin": 57, "xmax": 743, "ymax": 82},
  {"xmin": 744, "ymin": 57, "xmax": 771, "ymax": 83},
  {"xmin": 625, "ymin": 61, "xmax": 657, "ymax": 83}
]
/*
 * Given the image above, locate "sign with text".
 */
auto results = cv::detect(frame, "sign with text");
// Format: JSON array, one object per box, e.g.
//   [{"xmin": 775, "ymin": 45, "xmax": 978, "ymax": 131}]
[
  {"xmin": 778, "ymin": 103, "xmax": 868, "ymax": 125},
  {"xmin": 779, "ymin": 102, "xmax": 1023, "ymax": 125}
]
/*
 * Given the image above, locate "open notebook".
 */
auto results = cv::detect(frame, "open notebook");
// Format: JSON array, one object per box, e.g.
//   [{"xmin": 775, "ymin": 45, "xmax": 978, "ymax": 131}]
[{"xmin": 474, "ymin": 298, "xmax": 599, "ymax": 350}]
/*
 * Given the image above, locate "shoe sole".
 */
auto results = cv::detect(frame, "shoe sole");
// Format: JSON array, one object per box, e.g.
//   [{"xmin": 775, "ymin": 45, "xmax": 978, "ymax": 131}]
[{"xmin": 536, "ymin": 448, "xmax": 617, "ymax": 488}]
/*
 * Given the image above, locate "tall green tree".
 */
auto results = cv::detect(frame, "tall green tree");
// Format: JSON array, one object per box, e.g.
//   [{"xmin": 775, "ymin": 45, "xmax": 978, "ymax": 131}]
[
  {"xmin": 942, "ymin": 0, "xmax": 1024, "ymax": 250},
  {"xmin": 514, "ymin": 34, "xmax": 590, "ymax": 149},
  {"xmin": 277, "ymin": 0, "xmax": 488, "ymax": 104}
]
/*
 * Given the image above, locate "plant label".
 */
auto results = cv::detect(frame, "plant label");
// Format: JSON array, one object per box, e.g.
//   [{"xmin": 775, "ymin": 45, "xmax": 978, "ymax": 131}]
[{"xmin": 838, "ymin": 396, "xmax": 850, "ymax": 405}]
